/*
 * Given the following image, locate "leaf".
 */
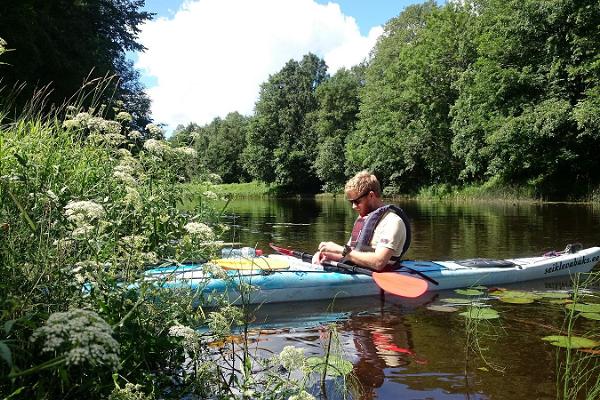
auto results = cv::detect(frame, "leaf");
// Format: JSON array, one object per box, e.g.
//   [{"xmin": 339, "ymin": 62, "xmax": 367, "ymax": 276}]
[
  {"xmin": 542, "ymin": 335, "xmax": 600, "ymax": 349},
  {"xmin": 306, "ymin": 355, "xmax": 353, "ymax": 377},
  {"xmin": 579, "ymin": 312, "xmax": 600, "ymax": 321},
  {"xmin": 441, "ymin": 298, "xmax": 475, "ymax": 304},
  {"xmin": 460, "ymin": 307, "xmax": 500, "ymax": 320},
  {"xmin": 494, "ymin": 290, "xmax": 541, "ymax": 300},
  {"xmin": 3, "ymin": 320, "xmax": 15, "ymax": 335},
  {"xmin": 455, "ymin": 289, "xmax": 484, "ymax": 296},
  {"xmin": 565, "ymin": 303, "xmax": 600, "ymax": 313},
  {"xmin": 427, "ymin": 305, "xmax": 459, "ymax": 312},
  {"xmin": 499, "ymin": 297, "xmax": 535, "ymax": 304},
  {"xmin": 536, "ymin": 292, "xmax": 570, "ymax": 299},
  {"xmin": 0, "ymin": 342, "xmax": 12, "ymax": 368}
]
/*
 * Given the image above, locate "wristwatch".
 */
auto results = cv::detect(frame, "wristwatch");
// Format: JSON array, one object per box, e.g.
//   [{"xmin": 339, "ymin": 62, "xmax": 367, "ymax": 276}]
[{"xmin": 342, "ymin": 245, "xmax": 352, "ymax": 257}]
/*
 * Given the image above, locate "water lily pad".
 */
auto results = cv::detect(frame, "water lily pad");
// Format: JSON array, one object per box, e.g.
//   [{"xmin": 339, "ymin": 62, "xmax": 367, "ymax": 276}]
[
  {"xmin": 460, "ymin": 306, "xmax": 500, "ymax": 320},
  {"xmin": 536, "ymin": 292, "xmax": 570, "ymax": 299},
  {"xmin": 455, "ymin": 289, "xmax": 484, "ymax": 296},
  {"xmin": 499, "ymin": 297, "xmax": 535, "ymax": 304},
  {"xmin": 580, "ymin": 312, "xmax": 600, "ymax": 321},
  {"xmin": 441, "ymin": 298, "xmax": 475, "ymax": 304},
  {"xmin": 472, "ymin": 286, "xmax": 488, "ymax": 290},
  {"xmin": 306, "ymin": 355, "xmax": 353, "ymax": 377},
  {"xmin": 542, "ymin": 335, "xmax": 600, "ymax": 349},
  {"xmin": 494, "ymin": 290, "xmax": 541, "ymax": 300},
  {"xmin": 565, "ymin": 303, "xmax": 600, "ymax": 313},
  {"xmin": 427, "ymin": 305, "xmax": 459, "ymax": 312},
  {"xmin": 548, "ymin": 299, "xmax": 573, "ymax": 305}
]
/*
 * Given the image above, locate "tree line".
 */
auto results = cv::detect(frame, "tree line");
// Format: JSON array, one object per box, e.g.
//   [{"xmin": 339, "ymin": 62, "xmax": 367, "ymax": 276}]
[{"xmin": 171, "ymin": 0, "xmax": 600, "ymax": 199}]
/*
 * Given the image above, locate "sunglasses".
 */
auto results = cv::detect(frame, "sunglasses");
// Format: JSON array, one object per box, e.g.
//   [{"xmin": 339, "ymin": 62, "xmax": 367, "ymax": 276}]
[{"xmin": 348, "ymin": 191, "xmax": 370, "ymax": 206}]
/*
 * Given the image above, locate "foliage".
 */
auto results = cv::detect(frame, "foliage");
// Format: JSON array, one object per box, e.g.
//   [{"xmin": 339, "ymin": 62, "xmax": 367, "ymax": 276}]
[
  {"xmin": 0, "ymin": 0, "xmax": 152, "ymax": 127},
  {"xmin": 243, "ymin": 53, "xmax": 327, "ymax": 191}
]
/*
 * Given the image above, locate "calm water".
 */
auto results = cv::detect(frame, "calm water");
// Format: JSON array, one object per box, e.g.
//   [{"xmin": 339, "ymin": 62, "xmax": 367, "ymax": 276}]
[{"xmin": 215, "ymin": 197, "xmax": 600, "ymax": 399}]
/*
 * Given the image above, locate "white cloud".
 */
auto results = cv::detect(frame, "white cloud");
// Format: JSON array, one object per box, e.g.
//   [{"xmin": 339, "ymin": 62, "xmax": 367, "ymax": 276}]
[{"xmin": 136, "ymin": 0, "xmax": 383, "ymax": 131}]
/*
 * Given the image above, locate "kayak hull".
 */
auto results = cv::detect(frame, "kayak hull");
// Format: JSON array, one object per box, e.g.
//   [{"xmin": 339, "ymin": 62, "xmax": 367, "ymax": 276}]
[{"xmin": 148, "ymin": 246, "xmax": 600, "ymax": 305}]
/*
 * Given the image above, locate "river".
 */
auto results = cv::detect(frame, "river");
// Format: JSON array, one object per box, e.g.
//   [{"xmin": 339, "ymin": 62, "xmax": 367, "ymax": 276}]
[{"xmin": 210, "ymin": 197, "xmax": 600, "ymax": 399}]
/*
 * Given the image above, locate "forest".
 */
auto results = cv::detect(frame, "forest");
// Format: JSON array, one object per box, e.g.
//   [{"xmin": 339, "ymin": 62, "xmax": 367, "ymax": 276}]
[{"xmin": 170, "ymin": 0, "xmax": 600, "ymax": 199}]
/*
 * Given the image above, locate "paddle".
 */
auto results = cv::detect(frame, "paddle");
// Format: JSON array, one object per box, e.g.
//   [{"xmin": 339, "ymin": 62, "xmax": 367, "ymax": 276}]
[{"xmin": 269, "ymin": 243, "xmax": 428, "ymax": 298}]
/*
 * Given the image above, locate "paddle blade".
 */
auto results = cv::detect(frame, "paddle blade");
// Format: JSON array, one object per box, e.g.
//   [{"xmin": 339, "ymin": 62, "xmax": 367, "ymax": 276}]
[{"xmin": 372, "ymin": 272, "xmax": 429, "ymax": 298}]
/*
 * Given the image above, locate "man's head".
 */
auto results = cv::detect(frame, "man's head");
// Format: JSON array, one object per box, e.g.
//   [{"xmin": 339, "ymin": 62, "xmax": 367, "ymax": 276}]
[{"xmin": 345, "ymin": 171, "xmax": 383, "ymax": 216}]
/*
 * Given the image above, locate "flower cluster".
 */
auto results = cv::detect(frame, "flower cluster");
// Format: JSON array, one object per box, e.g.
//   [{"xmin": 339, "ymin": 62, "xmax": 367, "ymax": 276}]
[
  {"xmin": 115, "ymin": 111, "xmax": 133, "ymax": 124},
  {"xmin": 64, "ymin": 200, "xmax": 105, "ymax": 224},
  {"xmin": 109, "ymin": 382, "xmax": 153, "ymax": 400},
  {"xmin": 143, "ymin": 139, "xmax": 170, "ymax": 156},
  {"xmin": 207, "ymin": 305, "xmax": 243, "ymax": 337},
  {"xmin": 31, "ymin": 309, "xmax": 120, "ymax": 368},
  {"xmin": 203, "ymin": 190, "xmax": 219, "ymax": 200},
  {"xmin": 128, "ymin": 130, "xmax": 143, "ymax": 140},
  {"xmin": 172, "ymin": 146, "xmax": 197, "ymax": 159},
  {"xmin": 278, "ymin": 346, "xmax": 306, "ymax": 371},
  {"xmin": 145, "ymin": 123, "xmax": 164, "ymax": 139},
  {"xmin": 183, "ymin": 222, "xmax": 213, "ymax": 240},
  {"xmin": 202, "ymin": 262, "xmax": 228, "ymax": 279},
  {"xmin": 289, "ymin": 391, "xmax": 316, "ymax": 400}
]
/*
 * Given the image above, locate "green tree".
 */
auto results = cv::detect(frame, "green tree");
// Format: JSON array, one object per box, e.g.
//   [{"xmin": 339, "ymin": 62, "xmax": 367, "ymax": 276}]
[
  {"xmin": 451, "ymin": 0, "xmax": 600, "ymax": 197},
  {"xmin": 313, "ymin": 66, "xmax": 364, "ymax": 191},
  {"xmin": 0, "ymin": 0, "xmax": 152, "ymax": 125},
  {"xmin": 243, "ymin": 53, "xmax": 328, "ymax": 191}
]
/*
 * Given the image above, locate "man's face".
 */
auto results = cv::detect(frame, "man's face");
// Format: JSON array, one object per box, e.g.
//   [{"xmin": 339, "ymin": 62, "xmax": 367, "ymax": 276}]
[{"xmin": 346, "ymin": 189, "xmax": 373, "ymax": 217}]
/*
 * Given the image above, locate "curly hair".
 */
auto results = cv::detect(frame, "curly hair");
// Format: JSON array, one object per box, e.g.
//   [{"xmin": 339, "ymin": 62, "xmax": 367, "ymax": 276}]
[{"xmin": 344, "ymin": 170, "xmax": 381, "ymax": 197}]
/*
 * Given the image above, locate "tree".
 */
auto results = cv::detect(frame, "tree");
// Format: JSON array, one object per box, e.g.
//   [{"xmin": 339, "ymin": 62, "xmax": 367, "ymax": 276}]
[
  {"xmin": 313, "ymin": 66, "xmax": 364, "ymax": 191},
  {"xmin": 0, "ymin": 0, "xmax": 152, "ymax": 124},
  {"xmin": 243, "ymin": 53, "xmax": 328, "ymax": 191}
]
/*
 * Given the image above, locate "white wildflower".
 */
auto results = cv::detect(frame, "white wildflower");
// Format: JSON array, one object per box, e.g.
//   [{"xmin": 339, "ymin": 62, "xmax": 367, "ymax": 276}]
[
  {"xmin": 145, "ymin": 123, "xmax": 163, "ymax": 139},
  {"xmin": 206, "ymin": 173, "xmax": 222, "ymax": 184},
  {"xmin": 64, "ymin": 200, "xmax": 105, "ymax": 225},
  {"xmin": 143, "ymin": 139, "xmax": 170, "ymax": 156},
  {"xmin": 113, "ymin": 169, "xmax": 137, "ymax": 186},
  {"xmin": 72, "ymin": 224, "xmax": 95, "ymax": 239},
  {"xmin": 203, "ymin": 190, "xmax": 218, "ymax": 200},
  {"xmin": 117, "ymin": 148, "xmax": 132, "ymax": 157},
  {"xmin": 86, "ymin": 116, "xmax": 105, "ymax": 133},
  {"xmin": 123, "ymin": 186, "xmax": 143, "ymax": 209},
  {"xmin": 203, "ymin": 263, "xmax": 228, "ymax": 279},
  {"xmin": 62, "ymin": 119, "xmax": 81, "ymax": 130},
  {"xmin": 128, "ymin": 130, "xmax": 143, "ymax": 140},
  {"xmin": 173, "ymin": 146, "xmax": 197, "ymax": 158},
  {"xmin": 46, "ymin": 189, "xmax": 59, "ymax": 202},
  {"xmin": 169, "ymin": 323, "xmax": 198, "ymax": 340},
  {"xmin": 115, "ymin": 111, "xmax": 133, "ymax": 123},
  {"xmin": 102, "ymin": 120, "xmax": 122, "ymax": 135},
  {"xmin": 141, "ymin": 252, "xmax": 159, "ymax": 264},
  {"xmin": 120, "ymin": 235, "xmax": 146, "ymax": 249},
  {"xmin": 73, "ymin": 112, "xmax": 91, "ymax": 125},
  {"xmin": 279, "ymin": 346, "xmax": 305, "ymax": 371},
  {"xmin": 289, "ymin": 391, "xmax": 315, "ymax": 400},
  {"xmin": 31, "ymin": 309, "xmax": 119, "ymax": 368},
  {"xmin": 183, "ymin": 222, "xmax": 213, "ymax": 239}
]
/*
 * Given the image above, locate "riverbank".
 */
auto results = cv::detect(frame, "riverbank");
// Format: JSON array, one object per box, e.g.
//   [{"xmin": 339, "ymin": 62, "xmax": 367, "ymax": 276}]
[{"xmin": 186, "ymin": 181, "xmax": 600, "ymax": 204}]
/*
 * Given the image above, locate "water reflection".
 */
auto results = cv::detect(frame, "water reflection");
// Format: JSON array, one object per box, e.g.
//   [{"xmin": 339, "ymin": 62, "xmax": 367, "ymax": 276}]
[{"xmin": 195, "ymin": 197, "xmax": 599, "ymax": 400}]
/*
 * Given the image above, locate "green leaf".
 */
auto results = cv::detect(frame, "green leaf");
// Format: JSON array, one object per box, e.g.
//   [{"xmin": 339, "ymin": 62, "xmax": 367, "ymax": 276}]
[
  {"xmin": 565, "ymin": 303, "xmax": 600, "ymax": 313},
  {"xmin": 499, "ymin": 297, "xmax": 535, "ymax": 304},
  {"xmin": 0, "ymin": 341, "xmax": 12, "ymax": 368},
  {"xmin": 441, "ymin": 298, "xmax": 476, "ymax": 304},
  {"xmin": 455, "ymin": 289, "xmax": 484, "ymax": 296},
  {"xmin": 536, "ymin": 292, "xmax": 570, "ymax": 299},
  {"xmin": 580, "ymin": 313, "xmax": 600, "ymax": 321},
  {"xmin": 493, "ymin": 290, "xmax": 541, "ymax": 300},
  {"xmin": 427, "ymin": 305, "xmax": 459, "ymax": 312},
  {"xmin": 306, "ymin": 355, "xmax": 353, "ymax": 377},
  {"xmin": 460, "ymin": 307, "xmax": 500, "ymax": 320},
  {"xmin": 542, "ymin": 335, "xmax": 600, "ymax": 349}
]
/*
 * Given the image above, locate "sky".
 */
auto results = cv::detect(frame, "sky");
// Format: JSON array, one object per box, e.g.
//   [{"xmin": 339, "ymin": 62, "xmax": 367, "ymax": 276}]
[{"xmin": 135, "ymin": 0, "xmax": 422, "ymax": 132}]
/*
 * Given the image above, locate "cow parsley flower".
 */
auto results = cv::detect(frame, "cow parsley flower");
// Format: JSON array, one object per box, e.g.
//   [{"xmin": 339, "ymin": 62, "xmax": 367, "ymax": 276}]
[
  {"xmin": 278, "ymin": 346, "xmax": 305, "ymax": 371},
  {"xmin": 115, "ymin": 111, "xmax": 133, "ymax": 123},
  {"xmin": 145, "ymin": 123, "xmax": 163, "ymax": 139},
  {"xmin": 183, "ymin": 222, "xmax": 213, "ymax": 239},
  {"xmin": 173, "ymin": 146, "xmax": 197, "ymax": 159},
  {"xmin": 64, "ymin": 200, "xmax": 105, "ymax": 225},
  {"xmin": 128, "ymin": 130, "xmax": 143, "ymax": 140},
  {"xmin": 102, "ymin": 120, "xmax": 122, "ymax": 135},
  {"xmin": 31, "ymin": 309, "xmax": 119, "ymax": 368},
  {"xmin": 289, "ymin": 391, "xmax": 315, "ymax": 400},
  {"xmin": 203, "ymin": 190, "xmax": 218, "ymax": 200},
  {"xmin": 143, "ymin": 139, "xmax": 170, "ymax": 155},
  {"xmin": 203, "ymin": 263, "xmax": 228, "ymax": 279},
  {"xmin": 123, "ymin": 186, "xmax": 143, "ymax": 209}
]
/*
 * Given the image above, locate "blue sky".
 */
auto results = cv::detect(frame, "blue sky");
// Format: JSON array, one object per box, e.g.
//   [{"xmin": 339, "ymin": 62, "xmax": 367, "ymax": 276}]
[{"xmin": 135, "ymin": 0, "xmax": 423, "ymax": 131}]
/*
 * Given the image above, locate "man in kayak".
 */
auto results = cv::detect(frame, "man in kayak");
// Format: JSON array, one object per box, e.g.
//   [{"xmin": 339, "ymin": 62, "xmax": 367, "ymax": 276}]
[{"xmin": 312, "ymin": 171, "xmax": 411, "ymax": 271}]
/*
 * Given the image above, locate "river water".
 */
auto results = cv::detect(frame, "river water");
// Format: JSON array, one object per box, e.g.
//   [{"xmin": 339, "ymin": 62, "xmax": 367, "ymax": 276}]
[{"xmin": 214, "ymin": 197, "xmax": 600, "ymax": 399}]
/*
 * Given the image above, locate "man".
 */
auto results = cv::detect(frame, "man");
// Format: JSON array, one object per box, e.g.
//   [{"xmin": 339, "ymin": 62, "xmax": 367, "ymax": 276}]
[{"xmin": 312, "ymin": 171, "xmax": 411, "ymax": 271}]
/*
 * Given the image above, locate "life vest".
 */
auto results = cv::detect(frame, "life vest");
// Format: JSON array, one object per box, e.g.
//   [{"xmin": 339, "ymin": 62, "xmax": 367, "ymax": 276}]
[{"xmin": 350, "ymin": 204, "xmax": 411, "ymax": 258}]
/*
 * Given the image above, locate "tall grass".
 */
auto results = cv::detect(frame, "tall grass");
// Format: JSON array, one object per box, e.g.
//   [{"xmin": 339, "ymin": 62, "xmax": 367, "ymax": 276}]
[{"xmin": 0, "ymin": 83, "xmax": 351, "ymax": 399}]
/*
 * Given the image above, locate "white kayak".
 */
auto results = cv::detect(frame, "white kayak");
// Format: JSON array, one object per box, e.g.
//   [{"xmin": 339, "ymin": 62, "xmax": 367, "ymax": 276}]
[{"xmin": 145, "ymin": 246, "xmax": 600, "ymax": 305}]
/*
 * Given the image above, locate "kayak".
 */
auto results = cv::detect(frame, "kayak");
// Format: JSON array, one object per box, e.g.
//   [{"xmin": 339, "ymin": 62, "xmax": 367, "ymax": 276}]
[{"xmin": 145, "ymin": 246, "xmax": 600, "ymax": 305}]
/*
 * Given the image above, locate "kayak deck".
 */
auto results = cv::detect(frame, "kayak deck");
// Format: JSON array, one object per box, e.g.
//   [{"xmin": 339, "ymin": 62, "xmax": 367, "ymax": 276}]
[{"xmin": 147, "ymin": 246, "xmax": 600, "ymax": 305}]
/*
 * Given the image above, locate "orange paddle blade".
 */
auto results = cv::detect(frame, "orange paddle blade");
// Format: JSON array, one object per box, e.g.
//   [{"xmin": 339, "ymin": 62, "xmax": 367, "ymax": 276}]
[{"xmin": 372, "ymin": 272, "xmax": 429, "ymax": 298}]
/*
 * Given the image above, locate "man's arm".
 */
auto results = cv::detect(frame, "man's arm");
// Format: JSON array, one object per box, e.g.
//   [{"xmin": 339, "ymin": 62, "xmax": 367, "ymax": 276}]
[{"xmin": 342, "ymin": 246, "xmax": 395, "ymax": 272}]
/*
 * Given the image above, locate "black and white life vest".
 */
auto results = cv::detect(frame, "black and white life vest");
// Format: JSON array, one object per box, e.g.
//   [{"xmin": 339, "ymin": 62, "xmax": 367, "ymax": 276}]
[{"xmin": 350, "ymin": 204, "xmax": 411, "ymax": 258}]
